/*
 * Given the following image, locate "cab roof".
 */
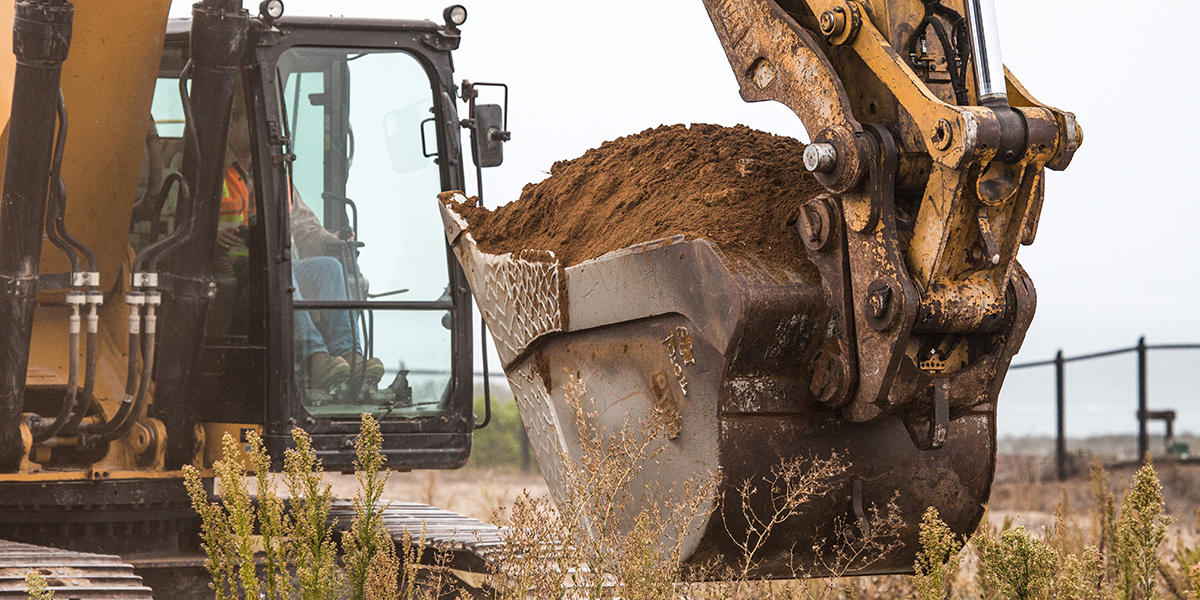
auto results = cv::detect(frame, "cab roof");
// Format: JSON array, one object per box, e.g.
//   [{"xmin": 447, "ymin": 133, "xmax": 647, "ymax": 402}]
[{"xmin": 164, "ymin": 16, "xmax": 444, "ymax": 40}]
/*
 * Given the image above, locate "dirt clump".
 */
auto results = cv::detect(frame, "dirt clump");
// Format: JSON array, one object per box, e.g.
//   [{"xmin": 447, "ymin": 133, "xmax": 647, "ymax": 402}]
[{"xmin": 450, "ymin": 123, "xmax": 825, "ymax": 275}]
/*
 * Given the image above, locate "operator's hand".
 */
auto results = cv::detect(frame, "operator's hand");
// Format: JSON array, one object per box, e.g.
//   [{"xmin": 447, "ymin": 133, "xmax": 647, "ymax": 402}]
[{"xmin": 216, "ymin": 228, "xmax": 242, "ymax": 254}]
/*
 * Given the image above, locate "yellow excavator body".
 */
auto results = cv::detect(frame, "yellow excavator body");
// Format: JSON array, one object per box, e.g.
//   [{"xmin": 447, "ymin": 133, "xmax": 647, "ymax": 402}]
[{"xmin": 0, "ymin": 0, "xmax": 171, "ymax": 475}]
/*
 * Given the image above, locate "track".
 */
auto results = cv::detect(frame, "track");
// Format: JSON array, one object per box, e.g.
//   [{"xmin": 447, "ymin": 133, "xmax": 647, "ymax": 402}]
[
  {"xmin": 331, "ymin": 499, "xmax": 506, "ymax": 574},
  {"xmin": 0, "ymin": 539, "xmax": 153, "ymax": 599},
  {"xmin": 0, "ymin": 500, "xmax": 504, "ymax": 599}
]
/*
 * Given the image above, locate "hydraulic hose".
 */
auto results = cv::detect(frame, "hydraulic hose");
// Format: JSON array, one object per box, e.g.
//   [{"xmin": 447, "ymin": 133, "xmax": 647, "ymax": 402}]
[
  {"xmin": 137, "ymin": 172, "xmax": 194, "ymax": 272},
  {"xmin": 48, "ymin": 92, "xmax": 97, "ymax": 272},
  {"xmin": 30, "ymin": 297, "xmax": 80, "ymax": 442},
  {"xmin": 33, "ymin": 91, "xmax": 103, "ymax": 442},
  {"xmin": 43, "ymin": 93, "xmax": 78, "ymax": 273},
  {"xmin": 75, "ymin": 59, "xmax": 201, "ymax": 446},
  {"xmin": 131, "ymin": 120, "xmax": 164, "ymax": 220},
  {"xmin": 60, "ymin": 303, "xmax": 97, "ymax": 433},
  {"xmin": 140, "ymin": 61, "xmax": 200, "ymax": 272},
  {"xmin": 77, "ymin": 300, "xmax": 147, "ymax": 441}
]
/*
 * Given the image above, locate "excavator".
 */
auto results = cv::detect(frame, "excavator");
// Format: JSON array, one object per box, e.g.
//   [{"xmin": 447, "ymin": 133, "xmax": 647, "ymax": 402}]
[
  {"xmin": 0, "ymin": 0, "xmax": 1077, "ymax": 596},
  {"xmin": 0, "ymin": 1, "xmax": 505, "ymax": 595}
]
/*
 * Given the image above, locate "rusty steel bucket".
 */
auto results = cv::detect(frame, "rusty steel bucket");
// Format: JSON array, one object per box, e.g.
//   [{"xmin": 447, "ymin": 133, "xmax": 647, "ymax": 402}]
[{"xmin": 439, "ymin": 195, "xmax": 993, "ymax": 578}]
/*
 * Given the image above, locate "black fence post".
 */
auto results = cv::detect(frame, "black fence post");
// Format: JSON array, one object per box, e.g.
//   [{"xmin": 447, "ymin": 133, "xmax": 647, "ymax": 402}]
[
  {"xmin": 1137, "ymin": 336, "xmax": 1148, "ymax": 463},
  {"xmin": 1055, "ymin": 349, "xmax": 1066, "ymax": 481}
]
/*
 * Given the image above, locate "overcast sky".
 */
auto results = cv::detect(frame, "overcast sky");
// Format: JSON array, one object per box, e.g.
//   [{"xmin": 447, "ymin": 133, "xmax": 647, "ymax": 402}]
[{"xmin": 170, "ymin": 1, "xmax": 1199, "ymax": 434}]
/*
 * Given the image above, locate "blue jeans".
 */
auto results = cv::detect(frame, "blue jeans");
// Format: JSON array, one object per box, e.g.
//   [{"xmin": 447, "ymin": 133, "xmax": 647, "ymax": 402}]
[{"xmin": 293, "ymin": 256, "xmax": 357, "ymax": 359}]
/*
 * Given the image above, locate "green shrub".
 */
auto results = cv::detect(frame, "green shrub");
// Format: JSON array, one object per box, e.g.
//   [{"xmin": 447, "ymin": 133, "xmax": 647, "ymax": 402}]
[
  {"xmin": 183, "ymin": 414, "xmax": 456, "ymax": 599},
  {"xmin": 469, "ymin": 397, "xmax": 529, "ymax": 470},
  {"xmin": 342, "ymin": 414, "xmax": 389, "ymax": 600}
]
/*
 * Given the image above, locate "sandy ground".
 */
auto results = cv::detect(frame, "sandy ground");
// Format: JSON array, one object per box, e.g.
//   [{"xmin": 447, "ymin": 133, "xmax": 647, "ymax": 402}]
[
  {"xmin": 325, "ymin": 468, "xmax": 550, "ymax": 522},
  {"xmin": 323, "ymin": 458, "xmax": 1198, "ymax": 537}
]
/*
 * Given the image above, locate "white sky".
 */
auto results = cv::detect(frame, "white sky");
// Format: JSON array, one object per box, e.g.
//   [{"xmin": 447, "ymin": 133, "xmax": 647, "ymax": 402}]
[{"xmin": 170, "ymin": 1, "xmax": 1200, "ymax": 435}]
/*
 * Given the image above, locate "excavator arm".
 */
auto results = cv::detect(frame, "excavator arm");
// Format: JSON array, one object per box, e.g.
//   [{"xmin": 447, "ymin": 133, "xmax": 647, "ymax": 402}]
[{"xmin": 703, "ymin": 0, "xmax": 1080, "ymax": 426}]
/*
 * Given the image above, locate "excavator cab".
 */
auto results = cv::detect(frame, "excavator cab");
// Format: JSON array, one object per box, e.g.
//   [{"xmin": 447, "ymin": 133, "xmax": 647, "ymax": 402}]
[{"xmin": 135, "ymin": 13, "xmax": 488, "ymax": 471}]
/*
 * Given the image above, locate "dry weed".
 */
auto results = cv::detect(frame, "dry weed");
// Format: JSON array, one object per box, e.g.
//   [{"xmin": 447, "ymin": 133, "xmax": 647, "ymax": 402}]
[
  {"xmin": 913, "ymin": 507, "xmax": 965, "ymax": 600},
  {"xmin": 344, "ymin": 414, "xmax": 390, "ymax": 600},
  {"xmin": 721, "ymin": 453, "xmax": 848, "ymax": 581},
  {"xmin": 1092, "ymin": 459, "xmax": 1121, "ymax": 580},
  {"xmin": 1116, "ymin": 462, "xmax": 1170, "ymax": 600},
  {"xmin": 974, "ymin": 525, "xmax": 1058, "ymax": 600},
  {"xmin": 489, "ymin": 374, "xmax": 715, "ymax": 599},
  {"xmin": 1162, "ymin": 507, "xmax": 1200, "ymax": 599}
]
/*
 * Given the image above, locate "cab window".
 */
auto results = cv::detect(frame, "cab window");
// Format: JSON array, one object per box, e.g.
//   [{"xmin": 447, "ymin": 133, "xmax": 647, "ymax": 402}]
[{"xmin": 276, "ymin": 47, "xmax": 452, "ymax": 418}]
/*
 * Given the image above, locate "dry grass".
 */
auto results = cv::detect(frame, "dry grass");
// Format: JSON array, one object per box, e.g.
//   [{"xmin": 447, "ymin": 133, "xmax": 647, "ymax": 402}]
[{"xmin": 175, "ymin": 377, "xmax": 1200, "ymax": 600}]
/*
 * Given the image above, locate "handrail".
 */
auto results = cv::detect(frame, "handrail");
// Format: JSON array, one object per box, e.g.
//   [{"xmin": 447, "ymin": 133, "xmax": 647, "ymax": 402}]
[{"xmin": 1010, "ymin": 342, "xmax": 1200, "ymax": 370}]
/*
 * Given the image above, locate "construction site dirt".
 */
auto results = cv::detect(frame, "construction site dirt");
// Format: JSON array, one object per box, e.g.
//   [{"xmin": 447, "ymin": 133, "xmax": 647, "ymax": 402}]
[{"xmin": 451, "ymin": 123, "xmax": 824, "ymax": 277}]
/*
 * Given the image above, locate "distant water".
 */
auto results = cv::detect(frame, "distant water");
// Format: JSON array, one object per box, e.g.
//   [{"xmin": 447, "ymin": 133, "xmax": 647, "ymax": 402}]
[{"xmin": 998, "ymin": 347, "xmax": 1199, "ymax": 439}]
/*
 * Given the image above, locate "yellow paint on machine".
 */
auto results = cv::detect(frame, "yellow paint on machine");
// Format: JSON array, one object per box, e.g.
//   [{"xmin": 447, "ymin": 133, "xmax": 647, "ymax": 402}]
[{"xmin": 0, "ymin": 2, "xmax": 174, "ymax": 424}]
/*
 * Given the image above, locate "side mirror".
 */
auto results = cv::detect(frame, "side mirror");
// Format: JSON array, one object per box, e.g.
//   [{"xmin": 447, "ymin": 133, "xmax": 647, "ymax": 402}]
[
  {"xmin": 470, "ymin": 103, "xmax": 509, "ymax": 168},
  {"xmin": 383, "ymin": 101, "xmax": 436, "ymax": 175}
]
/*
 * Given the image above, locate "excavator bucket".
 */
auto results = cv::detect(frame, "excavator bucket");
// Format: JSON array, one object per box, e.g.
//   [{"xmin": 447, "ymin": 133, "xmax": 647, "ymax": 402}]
[
  {"xmin": 441, "ymin": 0, "xmax": 1079, "ymax": 577},
  {"xmin": 440, "ymin": 193, "xmax": 993, "ymax": 577}
]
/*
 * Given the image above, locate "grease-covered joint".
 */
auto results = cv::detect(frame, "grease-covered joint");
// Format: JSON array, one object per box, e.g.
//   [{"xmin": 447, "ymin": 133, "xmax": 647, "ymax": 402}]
[
  {"xmin": 13, "ymin": 0, "xmax": 73, "ymax": 66},
  {"xmin": 983, "ymin": 100, "xmax": 1028, "ymax": 165},
  {"xmin": 913, "ymin": 284, "xmax": 1013, "ymax": 334}
]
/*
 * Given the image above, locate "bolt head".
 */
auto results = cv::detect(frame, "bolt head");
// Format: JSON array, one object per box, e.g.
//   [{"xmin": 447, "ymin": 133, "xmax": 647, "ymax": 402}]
[
  {"xmin": 797, "ymin": 200, "xmax": 834, "ymax": 252},
  {"xmin": 867, "ymin": 287, "xmax": 891, "ymax": 319},
  {"xmin": 803, "ymin": 143, "xmax": 838, "ymax": 174},
  {"xmin": 819, "ymin": 8, "xmax": 846, "ymax": 37},
  {"xmin": 930, "ymin": 118, "xmax": 953, "ymax": 151}
]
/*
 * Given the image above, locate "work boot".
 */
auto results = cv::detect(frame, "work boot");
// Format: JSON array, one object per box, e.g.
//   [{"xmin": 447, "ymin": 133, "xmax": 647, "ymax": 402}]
[
  {"xmin": 342, "ymin": 352, "xmax": 385, "ymax": 386},
  {"xmin": 308, "ymin": 352, "xmax": 350, "ymax": 389}
]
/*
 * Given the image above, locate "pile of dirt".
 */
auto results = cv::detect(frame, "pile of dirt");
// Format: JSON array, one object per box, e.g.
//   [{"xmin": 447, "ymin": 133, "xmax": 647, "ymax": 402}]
[{"xmin": 451, "ymin": 123, "xmax": 825, "ymax": 274}]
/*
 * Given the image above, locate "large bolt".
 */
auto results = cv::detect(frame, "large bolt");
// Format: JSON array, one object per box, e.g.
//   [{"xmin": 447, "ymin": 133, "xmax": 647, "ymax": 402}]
[
  {"xmin": 864, "ymin": 279, "xmax": 902, "ymax": 331},
  {"xmin": 803, "ymin": 143, "xmax": 838, "ymax": 174},
  {"xmin": 819, "ymin": 8, "xmax": 847, "ymax": 38},
  {"xmin": 809, "ymin": 351, "xmax": 846, "ymax": 407},
  {"xmin": 866, "ymin": 286, "xmax": 891, "ymax": 320},
  {"xmin": 797, "ymin": 198, "xmax": 834, "ymax": 251},
  {"xmin": 930, "ymin": 118, "xmax": 953, "ymax": 151}
]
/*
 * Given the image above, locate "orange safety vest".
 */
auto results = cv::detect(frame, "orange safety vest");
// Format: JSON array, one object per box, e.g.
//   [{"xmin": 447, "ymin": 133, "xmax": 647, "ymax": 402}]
[{"xmin": 219, "ymin": 164, "xmax": 253, "ymax": 257}]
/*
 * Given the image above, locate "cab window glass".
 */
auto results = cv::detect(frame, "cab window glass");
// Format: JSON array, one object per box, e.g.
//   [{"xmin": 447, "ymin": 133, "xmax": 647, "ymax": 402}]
[{"xmin": 277, "ymin": 47, "xmax": 451, "ymax": 418}]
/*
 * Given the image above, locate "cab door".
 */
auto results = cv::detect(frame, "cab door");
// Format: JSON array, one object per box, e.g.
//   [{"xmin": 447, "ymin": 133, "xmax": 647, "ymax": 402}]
[{"xmin": 251, "ymin": 21, "xmax": 473, "ymax": 470}]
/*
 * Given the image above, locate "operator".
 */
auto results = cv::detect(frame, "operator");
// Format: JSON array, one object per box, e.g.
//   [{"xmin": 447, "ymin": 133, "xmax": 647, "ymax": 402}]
[{"xmin": 216, "ymin": 86, "xmax": 384, "ymax": 391}]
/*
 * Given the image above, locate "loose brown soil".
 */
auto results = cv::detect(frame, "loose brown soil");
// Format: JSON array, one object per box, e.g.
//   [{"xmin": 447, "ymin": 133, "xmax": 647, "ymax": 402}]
[{"xmin": 450, "ymin": 124, "xmax": 824, "ymax": 274}]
